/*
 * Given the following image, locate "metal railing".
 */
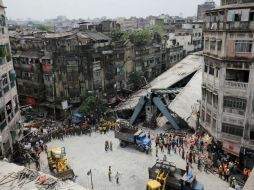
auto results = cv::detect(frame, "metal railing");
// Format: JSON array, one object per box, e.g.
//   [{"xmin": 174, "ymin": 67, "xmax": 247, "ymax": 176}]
[
  {"xmin": 224, "ymin": 80, "xmax": 248, "ymax": 90},
  {"xmin": 223, "ymin": 107, "xmax": 245, "ymax": 116}
]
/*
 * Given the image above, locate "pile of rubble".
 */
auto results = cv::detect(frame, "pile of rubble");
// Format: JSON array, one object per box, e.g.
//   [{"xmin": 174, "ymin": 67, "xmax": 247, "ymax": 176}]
[{"xmin": 0, "ymin": 161, "xmax": 87, "ymax": 190}]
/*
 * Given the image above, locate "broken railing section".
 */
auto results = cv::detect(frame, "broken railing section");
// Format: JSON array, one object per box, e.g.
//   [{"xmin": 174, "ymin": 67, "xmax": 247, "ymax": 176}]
[{"xmin": 0, "ymin": 167, "xmax": 58, "ymax": 189}]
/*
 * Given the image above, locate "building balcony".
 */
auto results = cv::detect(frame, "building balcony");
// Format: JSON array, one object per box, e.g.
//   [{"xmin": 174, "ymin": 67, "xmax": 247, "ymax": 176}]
[
  {"xmin": 69, "ymin": 97, "xmax": 81, "ymax": 104},
  {"xmin": 224, "ymin": 80, "xmax": 248, "ymax": 90},
  {"xmin": 223, "ymin": 107, "xmax": 245, "ymax": 116},
  {"xmin": 221, "ymin": 132, "xmax": 242, "ymax": 143},
  {"xmin": 222, "ymin": 115, "xmax": 244, "ymax": 126},
  {"xmin": 203, "ymin": 21, "xmax": 254, "ymax": 32}
]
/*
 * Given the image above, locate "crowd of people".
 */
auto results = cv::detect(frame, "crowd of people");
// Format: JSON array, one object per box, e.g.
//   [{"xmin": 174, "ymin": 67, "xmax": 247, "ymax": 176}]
[
  {"xmin": 12, "ymin": 115, "xmax": 109, "ymax": 170},
  {"xmin": 153, "ymin": 130, "xmax": 250, "ymax": 189}
]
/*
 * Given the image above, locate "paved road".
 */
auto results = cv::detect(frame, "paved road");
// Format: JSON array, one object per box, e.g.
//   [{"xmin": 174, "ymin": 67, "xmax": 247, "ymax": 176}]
[{"xmin": 39, "ymin": 130, "xmax": 230, "ymax": 190}]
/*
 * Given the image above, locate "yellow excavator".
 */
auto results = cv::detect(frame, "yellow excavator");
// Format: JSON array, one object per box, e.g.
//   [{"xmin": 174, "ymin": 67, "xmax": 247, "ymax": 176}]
[
  {"xmin": 47, "ymin": 147, "xmax": 75, "ymax": 180},
  {"xmin": 147, "ymin": 170, "xmax": 168, "ymax": 190}
]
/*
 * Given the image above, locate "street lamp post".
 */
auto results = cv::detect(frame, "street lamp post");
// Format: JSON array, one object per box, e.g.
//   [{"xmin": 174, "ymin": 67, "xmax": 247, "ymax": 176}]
[
  {"xmin": 87, "ymin": 169, "xmax": 93, "ymax": 189},
  {"xmin": 52, "ymin": 73, "xmax": 56, "ymax": 120}
]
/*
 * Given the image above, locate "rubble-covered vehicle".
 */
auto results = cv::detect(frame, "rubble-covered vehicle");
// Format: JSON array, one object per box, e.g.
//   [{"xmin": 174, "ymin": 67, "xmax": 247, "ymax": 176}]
[{"xmin": 147, "ymin": 160, "xmax": 204, "ymax": 190}]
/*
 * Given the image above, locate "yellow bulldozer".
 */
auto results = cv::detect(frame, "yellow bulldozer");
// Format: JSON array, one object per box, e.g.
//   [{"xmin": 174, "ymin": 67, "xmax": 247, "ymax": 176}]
[
  {"xmin": 147, "ymin": 170, "xmax": 168, "ymax": 190},
  {"xmin": 47, "ymin": 147, "xmax": 75, "ymax": 180}
]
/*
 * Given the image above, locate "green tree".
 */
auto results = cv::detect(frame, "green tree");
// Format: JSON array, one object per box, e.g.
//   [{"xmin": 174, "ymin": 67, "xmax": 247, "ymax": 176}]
[
  {"xmin": 110, "ymin": 29, "xmax": 123, "ymax": 41},
  {"xmin": 79, "ymin": 95, "xmax": 106, "ymax": 115},
  {"xmin": 128, "ymin": 72, "xmax": 144, "ymax": 90},
  {"xmin": 36, "ymin": 24, "xmax": 51, "ymax": 32},
  {"xmin": 129, "ymin": 29, "xmax": 152, "ymax": 46},
  {"xmin": 152, "ymin": 25, "xmax": 166, "ymax": 34}
]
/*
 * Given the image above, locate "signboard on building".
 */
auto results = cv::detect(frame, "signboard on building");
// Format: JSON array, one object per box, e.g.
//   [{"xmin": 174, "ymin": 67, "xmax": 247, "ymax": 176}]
[
  {"xmin": 61, "ymin": 100, "xmax": 68, "ymax": 110},
  {"xmin": 222, "ymin": 140, "xmax": 240, "ymax": 157}
]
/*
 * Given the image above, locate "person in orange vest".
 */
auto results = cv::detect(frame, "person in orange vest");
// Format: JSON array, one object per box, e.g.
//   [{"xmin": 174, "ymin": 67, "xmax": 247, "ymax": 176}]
[
  {"xmin": 223, "ymin": 164, "xmax": 227, "ymax": 180},
  {"xmin": 243, "ymin": 168, "xmax": 248, "ymax": 181}
]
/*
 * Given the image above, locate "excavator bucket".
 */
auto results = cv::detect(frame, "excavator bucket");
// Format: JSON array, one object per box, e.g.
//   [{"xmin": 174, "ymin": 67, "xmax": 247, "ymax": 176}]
[{"xmin": 58, "ymin": 169, "xmax": 75, "ymax": 180}]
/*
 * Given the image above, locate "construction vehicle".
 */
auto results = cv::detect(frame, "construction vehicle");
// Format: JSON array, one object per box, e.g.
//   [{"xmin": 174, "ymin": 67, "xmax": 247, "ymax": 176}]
[
  {"xmin": 129, "ymin": 92, "xmax": 180, "ymax": 129},
  {"xmin": 147, "ymin": 160, "xmax": 204, "ymax": 190},
  {"xmin": 47, "ymin": 147, "xmax": 75, "ymax": 180},
  {"xmin": 115, "ymin": 124, "xmax": 151, "ymax": 153}
]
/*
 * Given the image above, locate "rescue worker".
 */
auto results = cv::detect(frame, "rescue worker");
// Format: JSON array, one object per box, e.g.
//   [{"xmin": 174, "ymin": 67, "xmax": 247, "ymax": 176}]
[
  {"xmin": 115, "ymin": 172, "xmax": 120, "ymax": 184},
  {"xmin": 225, "ymin": 168, "xmax": 230, "ymax": 182},
  {"xmin": 197, "ymin": 157, "xmax": 201, "ymax": 170},
  {"xmin": 247, "ymin": 169, "xmax": 251, "ymax": 179},
  {"xmin": 105, "ymin": 141, "xmax": 109, "ymax": 151},
  {"xmin": 109, "ymin": 141, "xmax": 113, "ymax": 151},
  {"xmin": 243, "ymin": 168, "xmax": 248, "ymax": 181},
  {"xmin": 230, "ymin": 176, "xmax": 237, "ymax": 188},
  {"xmin": 218, "ymin": 165, "xmax": 223, "ymax": 179},
  {"xmin": 108, "ymin": 166, "xmax": 112, "ymax": 181},
  {"xmin": 43, "ymin": 143, "xmax": 48, "ymax": 153},
  {"xmin": 167, "ymin": 143, "xmax": 171, "ymax": 155},
  {"xmin": 204, "ymin": 160, "xmax": 208, "ymax": 173},
  {"xmin": 159, "ymin": 142, "xmax": 164, "ymax": 152},
  {"xmin": 155, "ymin": 135, "xmax": 159, "ymax": 147},
  {"xmin": 182, "ymin": 148, "xmax": 185, "ymax": 160}
]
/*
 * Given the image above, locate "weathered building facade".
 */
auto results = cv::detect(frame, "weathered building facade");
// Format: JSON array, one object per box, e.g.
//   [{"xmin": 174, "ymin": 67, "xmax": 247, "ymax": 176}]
[
  {"xmin": 10, "ymin": 29, "xmax": 184, "ymax": 118},
  {"xmin": 0, "ymin": 0, "xmax": 21, "ymax": 157},
  {"xmin": 201, "ymin": 0, "xmax": 254, "ymax": 167}
]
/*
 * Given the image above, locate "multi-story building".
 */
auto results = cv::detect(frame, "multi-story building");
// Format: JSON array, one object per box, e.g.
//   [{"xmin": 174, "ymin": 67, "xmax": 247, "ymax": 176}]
[
  {"xmin": 0, "ymin": 0, "xmax": 21, "ymax": 158},
  {"xmin": 10, "ymin": 28, "xmax": 184, "ymax": 119},
  {"xmin": 197, "ymin": 0, "xmax": 216, "ymax": 21},
  {"xmin": 201, "ymin": 0, "xmax": 254, "ymax": 168}
]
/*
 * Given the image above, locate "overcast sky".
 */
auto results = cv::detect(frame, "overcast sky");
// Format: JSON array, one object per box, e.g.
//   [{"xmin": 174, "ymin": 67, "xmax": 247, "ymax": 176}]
[{"xmin": 4, "ymin": 0, "xmax": 220, "ymax": 20}]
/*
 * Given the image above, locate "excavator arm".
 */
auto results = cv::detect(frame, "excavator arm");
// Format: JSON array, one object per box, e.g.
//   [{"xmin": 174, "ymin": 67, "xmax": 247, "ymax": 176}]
[
  {"xmin": 129, "ymin": 96, "xmax": 146, "ymax": 125},
  {"xmin": 153, "ymin": 96, "xmax": 179, "ymax": 130}
]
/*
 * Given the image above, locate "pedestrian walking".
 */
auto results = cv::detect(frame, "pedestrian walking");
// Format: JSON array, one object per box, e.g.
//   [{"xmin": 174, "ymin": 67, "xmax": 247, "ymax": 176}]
[
  {"xmin": 167, "ymin": 144, "xmax": 171, "ymax": 155},
  {"xmin": 155, "ymin": 135, "xmax": 159, "ymax": 147},
  {"xmin": 159, "ymin": 143, "xmax": 164, "ymax": 153},
  {"xmin": 108, "ymin": 166, "xmax": 112, "ymax": 181},
  {"xmin": 105, "ymin": 141, "xmax": 109, "ymax": 151},
  {"xmin": 225, "ymin": 168, "xmax": 230, "ymax": 182},
  {"xmin": 182, "ymin": 148, "xmax": 185, "ymax": 160},
  {"xmin": 43, "ymin": 143, "xmax": 48, "ymax": 153},
  {"xmin": 218, "ymin": 165, "xmax": 223, "ymax": 179},
  {"xmin": 204, "ymin": 160, "xmax": 208, "ymax": 173},
  {"xmin": 115, "ymin": 172, "xmax": 120, "ymax": 184},
  {"xmin": 109, "ymin": 141, "xmax": 113, "ymax": 151}
]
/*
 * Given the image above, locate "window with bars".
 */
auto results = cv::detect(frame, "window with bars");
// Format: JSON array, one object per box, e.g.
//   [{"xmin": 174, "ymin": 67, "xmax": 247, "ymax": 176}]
[
  {"xmin": 209, "ymin": 66, "xmax": 214, "ymax": 75},
  {"xmin": 205, "ymin": 40, "xmax": 209, "ymax": 50},
  {"xmin": 206, "ymin": 113, "xmax": 211, "ymax": 124},
  {"xmin": 213, "ymin": 94, "xmax": 218, "ymax": 108},
  {"xmin": 207, "ymin": 91, "xmax": 212, "ymax": 105},
  {"xmin": 235, "ymin": 41, "xmax": 252, "ymax": 53},
  {"xmin": 217, "ymin": 41, "xmax": 222, "ymax": 51},
  {"xmin": 210, "ymin": 41, "xmax": 216, "ymax": 50},
  {"xmin": 212, "ymin": 118, "xmax": 216, "ymax": 129},
  {"xmin": 222, "ymin": 123, "xmax": 243, "ymax": 137},
  {"xmin": 223, "ymin": 96, "xmax": 247, "ymax": 110}
]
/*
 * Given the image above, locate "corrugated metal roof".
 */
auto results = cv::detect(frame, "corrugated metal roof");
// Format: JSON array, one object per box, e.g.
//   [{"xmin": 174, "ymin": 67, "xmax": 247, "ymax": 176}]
[
  {"xmin": 44, "ymin": 32, "xmax": 75, "ymax": 39},
  {"xmin": 77, "ymin": 32, "xmax": 110, "ymax": 41}
]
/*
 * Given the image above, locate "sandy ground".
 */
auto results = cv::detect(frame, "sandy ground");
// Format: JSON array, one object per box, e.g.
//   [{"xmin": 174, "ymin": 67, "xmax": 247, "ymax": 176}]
[{"xmin": 39, "ymin": 130, "xmax": 230, "ymax": 190}]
